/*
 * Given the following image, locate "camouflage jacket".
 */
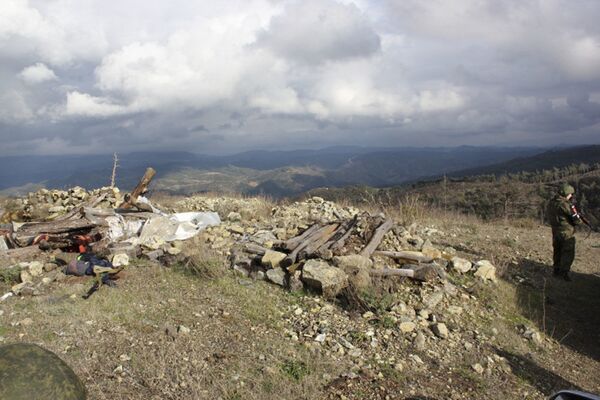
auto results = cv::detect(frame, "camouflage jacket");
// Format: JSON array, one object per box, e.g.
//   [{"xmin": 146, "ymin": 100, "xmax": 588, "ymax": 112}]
[{"xmin": 546, "ymin": 194, "xmax": 581, "ymax": 236}]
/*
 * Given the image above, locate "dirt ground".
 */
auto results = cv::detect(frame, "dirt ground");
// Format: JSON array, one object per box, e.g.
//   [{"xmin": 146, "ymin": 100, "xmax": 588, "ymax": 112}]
[{"xmin": 1, "ymin": 214, "xmax": 599, "ymax": 399}]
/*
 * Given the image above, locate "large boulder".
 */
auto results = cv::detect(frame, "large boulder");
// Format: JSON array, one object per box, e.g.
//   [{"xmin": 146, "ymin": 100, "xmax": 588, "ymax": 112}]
[{"xmin": 301, "ymin": 260, "xmax": 348, "ymax": 298}]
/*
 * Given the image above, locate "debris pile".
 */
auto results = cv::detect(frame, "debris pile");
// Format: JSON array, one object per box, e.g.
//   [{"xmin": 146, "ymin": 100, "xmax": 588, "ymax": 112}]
[
  {"xmin": 0, "ymin": 168, "xmax": 221, "ymax": 299},
  {"xmin": 1, "ymin": 186, "xmax": 121, "ymax": 223},
  {"xmin": 222, "ymin": 196, "xmax": 497, "ymax": 298}
]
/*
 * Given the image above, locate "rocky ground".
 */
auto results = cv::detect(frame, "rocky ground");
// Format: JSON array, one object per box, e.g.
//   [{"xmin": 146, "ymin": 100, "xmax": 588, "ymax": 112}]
[{"xmin": 1, "ymin": 192, "xmax": 599, "ymax": 399}]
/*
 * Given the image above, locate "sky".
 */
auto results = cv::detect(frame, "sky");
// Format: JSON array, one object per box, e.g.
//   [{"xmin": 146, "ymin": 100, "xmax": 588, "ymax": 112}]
[{"xmin": 1, "ymin": 0, "xmax": 600, "ymax": 155}]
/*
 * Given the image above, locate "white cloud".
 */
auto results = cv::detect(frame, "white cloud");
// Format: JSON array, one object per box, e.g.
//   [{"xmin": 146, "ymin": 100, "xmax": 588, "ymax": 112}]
[
  {"xmin": 18, "ymin": 63, "xmax": 58, "ymax": 84},
  {"xmin": 64, "ymin": 91, "xmax": 127, "ymax": 117}
]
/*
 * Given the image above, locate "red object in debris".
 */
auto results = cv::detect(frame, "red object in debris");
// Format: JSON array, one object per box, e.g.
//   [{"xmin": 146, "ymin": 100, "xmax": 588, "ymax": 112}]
[{"xmin": 73, "ymin": 234, "xmax": 94, "ymax": 253}]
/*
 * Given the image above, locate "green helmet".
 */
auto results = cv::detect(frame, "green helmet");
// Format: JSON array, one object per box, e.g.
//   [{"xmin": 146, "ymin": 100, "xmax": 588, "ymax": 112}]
[
  {"xmin": 559, "ymin": 183, "xmax": 575, "ymax": 197},
  {"xmin": 0, "ymin": 343, "xmax": 87, "ymax": 400}
]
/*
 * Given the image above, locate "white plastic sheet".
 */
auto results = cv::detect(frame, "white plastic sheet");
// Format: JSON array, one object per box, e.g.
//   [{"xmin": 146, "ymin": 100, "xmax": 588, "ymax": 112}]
[{"xmin": 136, "ymin": 212, "xmax": 221, "ymax": 248}]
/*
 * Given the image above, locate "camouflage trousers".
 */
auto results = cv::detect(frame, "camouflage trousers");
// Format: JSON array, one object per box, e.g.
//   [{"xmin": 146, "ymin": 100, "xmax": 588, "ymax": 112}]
[{"xmin": 552, "ymin": 228, "xmax": 576, "ymax": 274}]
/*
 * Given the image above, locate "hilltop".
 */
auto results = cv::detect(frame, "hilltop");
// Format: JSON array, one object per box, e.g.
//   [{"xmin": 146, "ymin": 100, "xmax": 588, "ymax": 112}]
[{"xmin": 1, "ymin": 189, "xmax": 599, "ymax": 399}]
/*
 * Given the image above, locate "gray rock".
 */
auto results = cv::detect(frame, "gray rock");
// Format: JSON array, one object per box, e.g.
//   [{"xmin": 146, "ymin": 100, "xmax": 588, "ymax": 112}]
[
  {"xmin": 227, "ymin": 212, "xmax": 242, "ymax": 222},
  {"xmin": 112, "ymin": 253, "xmax": 130, "ymax": 267},
  {"xmin": 474, "ymin": 260, "xmax": 497, "ymax": 282},
  {"xmin": 266, "ymin": 267, "xmax": 287, "ymax": 287},
  {"xmin": 20, "ymin": 270, "xmax": 33, "ymax": 284},
  {"xmin": 332, "ymin": 255, "xmax": 372, "ymax": 290},
  {"xmin": 261, "ymin": 250, "xmax": 287, "ymax": 269},
  {"xmin": 423, "ymin": 291, "xmax": 444, "ymax": 309},
  {"xmin": 332, "ymin": 255, "xmax": 373, "ymax": 270},
  {"xmin": 451, "ymin": 257, "xmax": 472, "ymax": 273},
  {"xmin": 301, "ymin": 260, "xmax": 348, "ymax": 298},
  {"xmin": 414, "ymin": 331, "xmax": 426, "ymax": 350},
  {"xmin": 432, "ymin": 323, "xmax": 449, "ymax": 339},
  {"xmin": 28, "ymin": 262, "xmax": 44, "ymax": 277}
]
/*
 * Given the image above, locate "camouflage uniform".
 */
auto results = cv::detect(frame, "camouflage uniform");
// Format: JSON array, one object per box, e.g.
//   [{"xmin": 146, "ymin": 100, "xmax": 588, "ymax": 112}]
[{"xmin": 546, "ymin": 184, "xmax": 581, "ymax": 279}]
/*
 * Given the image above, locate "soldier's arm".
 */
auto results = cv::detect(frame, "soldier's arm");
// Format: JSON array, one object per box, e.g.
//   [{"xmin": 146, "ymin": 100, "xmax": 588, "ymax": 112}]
[{"xmin": 565, "ymin": 202, "xmax": 583, "ymax": 226}]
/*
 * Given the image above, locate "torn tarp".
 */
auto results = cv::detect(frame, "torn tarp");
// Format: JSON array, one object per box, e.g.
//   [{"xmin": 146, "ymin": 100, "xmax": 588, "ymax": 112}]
[{"xmin": 135, "ymin": 212, "xmax": 221, "ymax": 249}]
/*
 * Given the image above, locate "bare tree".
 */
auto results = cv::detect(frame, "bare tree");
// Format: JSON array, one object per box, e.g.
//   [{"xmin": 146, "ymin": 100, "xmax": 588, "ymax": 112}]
[{"xmin": 110, "ymin": 152, "xmax": 119, "ymax": 188}]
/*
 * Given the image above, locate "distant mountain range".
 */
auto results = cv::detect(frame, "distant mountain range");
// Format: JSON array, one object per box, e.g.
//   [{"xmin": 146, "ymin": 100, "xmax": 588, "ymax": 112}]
[{"xmin": 0, "ymin": 146, "xmax": 545, "ymax": 196}]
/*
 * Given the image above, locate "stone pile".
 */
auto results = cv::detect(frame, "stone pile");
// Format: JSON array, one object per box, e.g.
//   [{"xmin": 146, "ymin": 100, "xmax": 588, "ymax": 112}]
[
  {"xmin": 2, "ymin": 186, "xmax": 121, "ymax": 222},
  {"xmin": 209, "ymin": 196, "xmax": 499, "ymax": 298}
]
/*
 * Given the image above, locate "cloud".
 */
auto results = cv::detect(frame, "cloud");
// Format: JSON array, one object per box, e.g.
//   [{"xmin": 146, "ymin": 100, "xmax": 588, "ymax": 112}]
[
  {"xmin": 1, "ymin": 0, "xmax": 600, "ymax": 155},
  {"xmin": 64, "ymin": 92, "xmax": 127, "ymax": 117},
  {"xmin": 18, "ymin": 63, "xmax": 57, "ymax": 84},
  {"xmin": 256, "ymin": 0, "xmax": 381, "ymax": 64}
]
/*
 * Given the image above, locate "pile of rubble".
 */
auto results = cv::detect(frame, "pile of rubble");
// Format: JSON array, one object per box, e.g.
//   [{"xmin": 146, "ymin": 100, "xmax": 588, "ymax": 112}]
[
  {"xmin": 1, "ymin": 186, "xmax": 121, "ymax": 223},
  {"xmin": 1, "ymin": 171, "xmax": 498, "ymax": 304}
]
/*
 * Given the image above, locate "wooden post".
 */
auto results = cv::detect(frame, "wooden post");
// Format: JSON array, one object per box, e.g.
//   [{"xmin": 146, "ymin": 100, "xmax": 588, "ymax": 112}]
[
  {"xmin": 360, "ymin": 218, "xmax": 394, "ymax": 257},
  {"xmin": 120, "ymin": 167, "xmax": 156, "ymax": 209}
]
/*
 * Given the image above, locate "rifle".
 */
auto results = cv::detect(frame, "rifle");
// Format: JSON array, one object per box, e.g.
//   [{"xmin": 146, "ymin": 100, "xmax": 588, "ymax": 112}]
[{"xmin": 569, "ymin": 202, "xmax": 597, "ymax": 239}]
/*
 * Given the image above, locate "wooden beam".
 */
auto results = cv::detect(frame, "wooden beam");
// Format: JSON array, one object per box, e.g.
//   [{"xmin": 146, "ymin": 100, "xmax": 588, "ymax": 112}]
[
  {"xmin": 359, "ymin": 218, "xmax": 394, "ymax": 257},
  {"xmin": 120, "ymin": 167, "xmax": 156, "ymax": 209}
]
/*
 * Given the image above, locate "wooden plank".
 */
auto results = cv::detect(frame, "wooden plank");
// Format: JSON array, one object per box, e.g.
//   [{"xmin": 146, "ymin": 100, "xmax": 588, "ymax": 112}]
[
  {"xmin": 373, "ymin": 250, "xmax": 433, "ymax": 264},
  {"xmin": 359, "ymin": 218, "xmax": 394, "ymax": 257},
  {"xmin": 298, "ymin": 223, "xmax": 340, "ymax": 259},
  {"xmin": 283, "ymin": 224, "xmax": 321, "ymax": 251},
  {"xmin": 281, "ymin": 224, "xmax": 338, "ymax": 268}
]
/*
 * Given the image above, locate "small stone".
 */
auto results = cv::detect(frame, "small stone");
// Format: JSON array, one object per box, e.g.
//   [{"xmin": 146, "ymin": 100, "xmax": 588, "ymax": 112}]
[
  {"xmin": 423, "ymin": 291, "xmax": 444, "ymax": 309},
  {"xmin": 20, "ymin": 270, "xmax": 33, "ymax": 284},
  {"xmin": 112, "ymin": 253, "xmax": 130, "ymax": 267},
  {"xmin": 266, "ymin": 267, "xmax": 286, "ymax": 287},
  {"xmin": 165, "ymin": 323, "xmax": 178, "ymax": 340},
  {"xmin": 472, "ymin": 363, "xmax": 484, "ymax": 374},
  {"xmin": 28, "ymin": 261, "xmax": 44, "ymax": 277},
  {"xmin": 233, "ymin": 265, "xmax": 249, "ymax": 277},
  {"xmin": 43, "ymin": 263, "xmax": 58, "ymax": 272},
  {"xmin": 447, "ymin": 306, "xmax": 463, "ymax": 315},
  {"xmin": 414, "ymin": 331, "xmax": 426, "ymax": 350},
  {"xmin": 315, "ymin": 333, "xmax": 327, "ymax": 343},
  {"xmin": 432, "ymin": 323, "xmax": 449, "ymax": 339},
  {"xmin": 227, "ymin": 211, "xmax": 242, "ymax": 222},
  {"xmin": 261, "ymin": 250, "xmax": 287, "ymax": 269},
  {"xmin": 178, "ymin": 325, "xmax": 191, "ymax": 335},
  {"xmin": 474, "ymin": 260, "xmax": 497, "ymax": 282},
  {"xmin": 166, "ymin": 246, "xmax": 182, "ymax": 255},
  {"xmin": 399, "ymin": 322, "xmax": 416, "ymax": 333},
  {"xmin": 451, "ymin": 257, "xmax": 472, "ymax": 273}
]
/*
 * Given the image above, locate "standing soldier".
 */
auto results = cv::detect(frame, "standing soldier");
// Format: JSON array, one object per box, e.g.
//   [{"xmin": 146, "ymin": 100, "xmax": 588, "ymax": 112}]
[{"xmin": 546, "ymin": 183, "xmax": 582, "ymax": 281}]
